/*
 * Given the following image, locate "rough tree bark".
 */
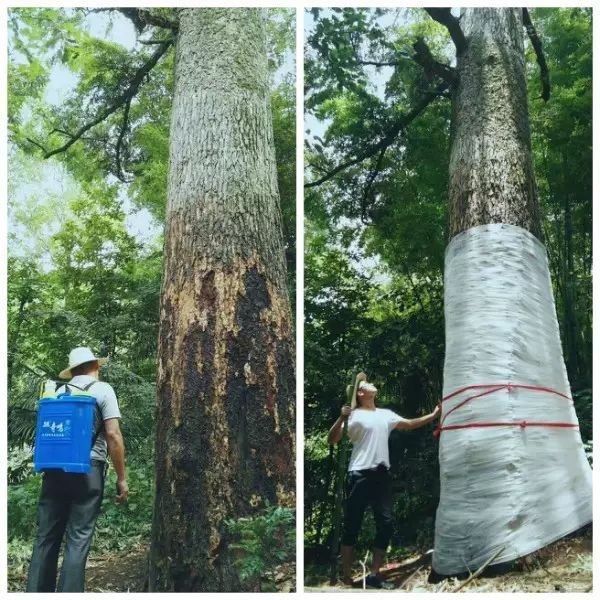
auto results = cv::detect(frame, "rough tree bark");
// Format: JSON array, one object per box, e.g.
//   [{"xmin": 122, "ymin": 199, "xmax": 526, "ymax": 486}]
[
  {"xmin": 148, "ymin": 8, "xmax": 295, "ymax": 592},
  {"xmin": 449, "ymin": 8, "xmax": 541, "ymax": 238}
]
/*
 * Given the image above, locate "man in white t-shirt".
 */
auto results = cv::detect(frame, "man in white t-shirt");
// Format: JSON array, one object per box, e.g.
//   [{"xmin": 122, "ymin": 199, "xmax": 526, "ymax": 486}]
[
  {"xmin": 27, "ymin": 347, "xmax": 128, "ymax": 593},
  {"xmin": 328, "ymin": 380, "xmax": 440, "ymax": 589}
]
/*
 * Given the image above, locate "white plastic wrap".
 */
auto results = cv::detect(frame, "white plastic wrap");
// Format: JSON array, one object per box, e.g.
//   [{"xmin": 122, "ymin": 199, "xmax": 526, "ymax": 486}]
[{"xmin": 433, "ymin": 223, "xmax": 592, "ymax": 576}]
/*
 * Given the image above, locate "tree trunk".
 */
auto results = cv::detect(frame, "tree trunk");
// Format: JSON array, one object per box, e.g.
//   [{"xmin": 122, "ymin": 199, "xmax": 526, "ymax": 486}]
[
  {"xmin": 434, "ymin": 8, "xmax": 592, "ymax": 576},
  {"xmin": 148, "ymin": 8, "xmax": 295, "ymax": 592},
  {"xmin": 449, "ymin": 8, "xmax": 541, "ymax": 239},
  {"xmin": 7, "ymin": 296, "xmax": 27, "ymax": 390}
]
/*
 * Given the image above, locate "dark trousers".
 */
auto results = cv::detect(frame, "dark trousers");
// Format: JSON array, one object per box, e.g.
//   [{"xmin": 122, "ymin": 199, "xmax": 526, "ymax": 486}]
[
  {"xmin": 26, "ymin": 461, "xmax": 106, "ymax": 593},
  {"xmin": 342, "ymin": 465, "xmax": 393, "ymax": 551}
]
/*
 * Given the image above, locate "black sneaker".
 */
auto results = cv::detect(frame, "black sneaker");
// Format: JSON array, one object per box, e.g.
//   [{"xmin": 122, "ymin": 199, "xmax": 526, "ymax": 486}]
[{"xmin": 365, "ymin": 574, "xmax": 395, "ymax": 590}]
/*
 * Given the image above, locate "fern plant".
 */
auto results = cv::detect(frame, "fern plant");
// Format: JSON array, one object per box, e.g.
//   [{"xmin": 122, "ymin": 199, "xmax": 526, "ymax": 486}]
[{"xmin": 225, "ymin": 504, "xmax": 295, "ymax": 590}]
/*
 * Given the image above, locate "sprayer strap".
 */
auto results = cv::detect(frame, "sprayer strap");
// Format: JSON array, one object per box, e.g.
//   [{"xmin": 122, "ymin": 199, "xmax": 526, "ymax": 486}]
[{"xmin": 64, "ymin": 381, "xmax": 104, "ymax": 447}]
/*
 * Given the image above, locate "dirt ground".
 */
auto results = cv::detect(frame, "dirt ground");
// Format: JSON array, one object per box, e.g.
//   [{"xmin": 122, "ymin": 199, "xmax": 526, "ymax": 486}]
[
  {"xmin": 85, "ymin": 546, "xmax": 295, "ymax": 592},
  {"xmin": 304, "ymin": 527, "xmax": 593, "ymax": 593},
  {"xmin": 9, "ymin": 543, "xmax": 295, "ymax": 592},
  {"xmin": 85, "ymin": 545, "xmax": 149, "ymax": 592}
]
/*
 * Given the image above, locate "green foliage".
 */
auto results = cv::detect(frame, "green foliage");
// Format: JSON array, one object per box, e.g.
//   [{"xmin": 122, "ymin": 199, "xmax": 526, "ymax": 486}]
[
  {"xmin": 7, "ymin": 445, "xmax": 34, "ymax": 485},
  {"xmin": 528, "ymin": 7, "xmax": 592, "ymax": 389},
  {"xmin": 573, "ymin": 388, "xmax": 592, "ymax": 442},
  {"xmin": 226, "ymin": 505, "xmax": 295, "ymax": 590},
  {"xmin": 93, "ymin": 464, "xmax": 154, "ymax": 553},
  {"xmin": 7, "ymin": 470, "xmax": 42, "ymax": 542},
  {"xmin": 8, "ymin": 537, "xmax": 34, "ymax": 592}
]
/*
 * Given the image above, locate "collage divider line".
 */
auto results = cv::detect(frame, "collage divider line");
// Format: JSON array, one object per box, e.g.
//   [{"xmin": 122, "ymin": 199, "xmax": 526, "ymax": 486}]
[{"xmin": 295, "ymin": 5, "xmax": 305, "ymax": 594}]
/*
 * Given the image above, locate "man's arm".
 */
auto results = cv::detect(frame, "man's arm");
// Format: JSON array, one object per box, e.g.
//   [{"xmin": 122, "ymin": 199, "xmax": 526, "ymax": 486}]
[
  {"xmin": 395, "ymin": 403, "xmax": 441, "ymax": 431},
  {"xmin": 104, "ymin": 418, "xmax": 128, "ymax": 503},
  {"xmin": 328, "ymin": 406, "xmax": 352, "ymax": 444}
]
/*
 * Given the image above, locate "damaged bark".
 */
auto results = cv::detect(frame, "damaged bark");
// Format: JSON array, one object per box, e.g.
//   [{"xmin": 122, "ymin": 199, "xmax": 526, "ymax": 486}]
[
  {"xmin": 448, "ymin": 8, "xmax": 542, "ymax": 238},
  {"xmin": 148, "ymin": 8, "xmax": 295, "ymax": 592}
]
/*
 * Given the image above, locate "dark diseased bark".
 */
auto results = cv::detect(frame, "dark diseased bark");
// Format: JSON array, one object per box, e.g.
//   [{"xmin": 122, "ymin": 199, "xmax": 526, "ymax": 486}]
[
  {"xmin": 148, "ymin": 8, "xmax": 295, "ymax": 592},
  {"xmin": 448, "ymin": 8, "xmax": 541, "ymax": 239}
]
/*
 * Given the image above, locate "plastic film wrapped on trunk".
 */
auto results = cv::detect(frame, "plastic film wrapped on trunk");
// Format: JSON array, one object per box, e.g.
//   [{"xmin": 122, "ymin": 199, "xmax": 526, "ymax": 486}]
[{"xmin": 433, "ymin": 223, "xmax": 592, "ymax": 576}]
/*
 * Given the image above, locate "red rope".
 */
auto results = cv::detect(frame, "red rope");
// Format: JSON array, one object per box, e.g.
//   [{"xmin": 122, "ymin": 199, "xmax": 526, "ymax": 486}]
[
  {"xmin": 441, "ymin": 383, "xmax": 571, "ymax": 403},
  {"xmin": 434, "ymin": 383, "xmax": 576, "ymax": 438},
  {"xmin": 441, "ymin": 385, "xmax": 506, "ymax": 426}
]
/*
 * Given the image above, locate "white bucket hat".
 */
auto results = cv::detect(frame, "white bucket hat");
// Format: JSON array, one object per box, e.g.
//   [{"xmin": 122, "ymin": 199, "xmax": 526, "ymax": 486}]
[{"xmin": 59, "ymin": 347, "xmax": 108, "ymax": 380}]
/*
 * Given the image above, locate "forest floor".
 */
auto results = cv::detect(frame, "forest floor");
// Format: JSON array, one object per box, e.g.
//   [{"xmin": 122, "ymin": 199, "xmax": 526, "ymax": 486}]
[
  {"xmin": 87, "ymin": 546, "xmax": 296, "ymax": 592},
  {"xmin": 304, "ymin": 526, "xmax": 593, "ymax": 593},
  {"xmin": 86, "ymin": 547, "xmax": 295, "ymax": 592},
  {"xmin": 9, "ymin": 541, "xmax": 296, "ymax": 592},
  {"xmin": 85, "ymin": 544, "xmax": 148, "ymax": 592}
]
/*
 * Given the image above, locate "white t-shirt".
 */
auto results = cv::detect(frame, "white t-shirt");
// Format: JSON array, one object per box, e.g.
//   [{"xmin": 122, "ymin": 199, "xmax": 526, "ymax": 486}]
[
  {"xmin": 347, "ymin": 408, "xmax": 407, "ymax": 471},
  {"xmin": 56, "ymin": 375, "xmax": 121, "ymax": 462}
]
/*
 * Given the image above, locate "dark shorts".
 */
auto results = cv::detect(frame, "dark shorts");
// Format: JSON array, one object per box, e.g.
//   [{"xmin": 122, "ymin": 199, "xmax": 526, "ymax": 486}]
[{"xmin": 341, "ymin": 464, "xmax": 393, "ymax": 550}]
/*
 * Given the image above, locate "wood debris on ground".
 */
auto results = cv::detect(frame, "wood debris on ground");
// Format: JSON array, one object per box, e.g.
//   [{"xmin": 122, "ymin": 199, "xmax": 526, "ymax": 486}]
[{"xmin": 304, "ymin": 527, "xmax": 592, "ymax": 593}]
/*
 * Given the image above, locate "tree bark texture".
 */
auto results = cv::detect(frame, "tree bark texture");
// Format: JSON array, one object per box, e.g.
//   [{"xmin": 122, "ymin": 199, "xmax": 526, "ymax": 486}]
[
  {"xmin": 148, "ymin": 8, "xmax": 295, "ymax": 592},
  {"xmin": 449, "ymin": 8, "xmax": 541, "ymax": 239}
]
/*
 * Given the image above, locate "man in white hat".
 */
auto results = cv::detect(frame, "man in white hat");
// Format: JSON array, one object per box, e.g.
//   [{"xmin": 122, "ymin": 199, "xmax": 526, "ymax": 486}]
[
  {"xmin": 27, "ymin": 347, "xmax": 128, "ymax": 593},
  {"xmin": 328, "ymin": 378, "xmax": 440, "ymax": 589}
]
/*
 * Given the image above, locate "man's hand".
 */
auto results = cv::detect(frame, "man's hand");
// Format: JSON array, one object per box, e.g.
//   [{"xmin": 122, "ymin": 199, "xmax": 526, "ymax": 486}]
[
  {"xmin": 329, "ymin": 406, "xmax": 353, "ymax": 444},
  {"xmin": 105, "ymin": 418, "xmax": 127, "ymax": 503},
  {"xmin": 396, "ymin": 402, "xmax": 443, "ymax": 431},
  {"xmin": 116, "ymin": 479, "xmax": 129, "ymax": 504}
]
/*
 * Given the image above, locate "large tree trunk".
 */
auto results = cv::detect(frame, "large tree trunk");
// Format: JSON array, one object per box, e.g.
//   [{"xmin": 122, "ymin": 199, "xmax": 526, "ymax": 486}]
[
  {"xmin": 148, "ymin": 8, "xmax": 295, "ymax": 592},
  {"xmin": 433, "ymin": 8, "xmax": 592, "ymax": 576},
  {"xmin": 449, "ymin": 8, "xmax": 541, "ymax": 238}
]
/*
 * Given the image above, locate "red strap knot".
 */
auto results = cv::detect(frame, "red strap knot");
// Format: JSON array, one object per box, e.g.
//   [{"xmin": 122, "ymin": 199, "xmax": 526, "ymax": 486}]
[
  {"xmin": 433, "ymin": 426, "xmax": 441, "ymax": 438},
  {"xmin": 519, "ymin": 420, "xmax": 527, "ymax": 428}
]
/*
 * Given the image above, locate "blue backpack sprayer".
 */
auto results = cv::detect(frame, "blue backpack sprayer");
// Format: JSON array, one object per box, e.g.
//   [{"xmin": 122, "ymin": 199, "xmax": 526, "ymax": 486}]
[{"xmin": 33, "ymin": 381, "xmax": 103, "ymax": 474}]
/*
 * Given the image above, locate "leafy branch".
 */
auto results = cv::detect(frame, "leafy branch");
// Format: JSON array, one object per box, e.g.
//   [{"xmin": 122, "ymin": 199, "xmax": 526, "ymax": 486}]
[
  {"xmin": 89, "ymin": 7, "xmax": 179, "ymax": 33},
  {"xmin": 26, "ymin": 39, "xmax": 173, "ymax": 162},
  {"xmin": 115, "ymin": 97, "xmax": 132, "ymax": 182},
  {"xmin": 305, "ymin": 81, "xmax": 449, "ymax": 189}
]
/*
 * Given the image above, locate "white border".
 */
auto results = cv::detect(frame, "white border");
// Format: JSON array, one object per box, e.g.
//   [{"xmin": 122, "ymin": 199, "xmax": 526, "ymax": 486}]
[
  {"xmin": 1, "ymin": 1, "xmax": 598, "ymax": 598},
  {"xmin": 0, "ymin": 1, "xmax": 8, "ymax": 597}
]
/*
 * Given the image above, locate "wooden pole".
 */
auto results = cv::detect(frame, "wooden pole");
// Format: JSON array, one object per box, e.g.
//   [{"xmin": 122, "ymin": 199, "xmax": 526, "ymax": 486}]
[
  {"xmin": 328, "ymin": 371, "xmax": 367, "ymax": 584},
  {"xmin": 328, "ymin": 411, "xmax": 349, "ymax": 584}
]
